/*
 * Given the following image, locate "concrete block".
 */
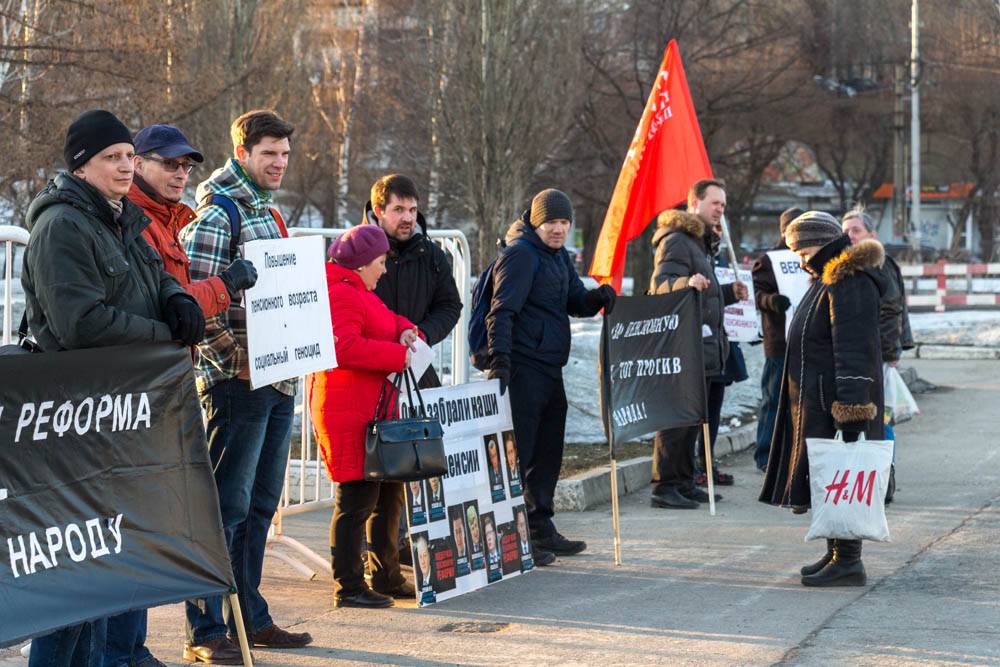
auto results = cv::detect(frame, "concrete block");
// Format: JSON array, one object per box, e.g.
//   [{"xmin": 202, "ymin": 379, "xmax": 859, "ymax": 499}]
[{"xmin": 919, "ymin": 345, "xmax": 1000, "ymax": 360}]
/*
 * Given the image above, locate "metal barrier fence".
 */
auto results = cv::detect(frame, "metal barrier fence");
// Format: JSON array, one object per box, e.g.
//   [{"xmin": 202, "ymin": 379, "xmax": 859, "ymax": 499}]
[
  {"xmin": 268, "ymin": 227, "xmax": 472, "ymax": 577},
  {"xmin": 1, "ymin": 225, "xmax": 29, "ymax": 345},
  {"xmin": 900, "ymin": 262, "xmax": 1000, "ymax": 311}
]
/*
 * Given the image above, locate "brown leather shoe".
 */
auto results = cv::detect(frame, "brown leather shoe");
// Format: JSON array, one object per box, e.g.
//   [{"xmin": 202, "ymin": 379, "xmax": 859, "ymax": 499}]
[
  {"xmin": 182, "ymin": 637, "xmax": 246, "ymax": 664},
  {"xmin": 251, "ymin": 623, "xmax": 313, "ymax": 648}
]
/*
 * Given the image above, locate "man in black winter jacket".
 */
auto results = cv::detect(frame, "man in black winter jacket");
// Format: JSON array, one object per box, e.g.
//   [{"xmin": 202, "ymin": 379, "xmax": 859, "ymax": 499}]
[
  {"xmin": 21, "ymin": 110, "xmax": 204, "ymax": 667},
  {"xmin": 750, "ymin": 207, "xmax": 803, "ymax": 471},
  {"xmin": 365, "ymin": 174, "xmax": 462, "ymax": 387},
  {"xmin": 647, "ymin": 179, "xmax": 747, "ymax": 510},
  {"xmin": 486, "ymin": 189, "xmax": 615, "ymax": 562}
]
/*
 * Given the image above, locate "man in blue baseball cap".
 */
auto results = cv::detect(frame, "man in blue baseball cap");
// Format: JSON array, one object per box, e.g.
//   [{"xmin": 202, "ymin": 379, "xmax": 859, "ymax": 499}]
[{"xmin": 104, "ymin": 125, "xmax": 257, "ymax": 667}]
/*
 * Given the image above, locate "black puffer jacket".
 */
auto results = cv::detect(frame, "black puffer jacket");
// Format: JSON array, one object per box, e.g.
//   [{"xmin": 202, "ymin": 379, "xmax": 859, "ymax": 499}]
[
  {"xmin": 486, "ymin": 212, "xmax": 601, "ymax": 375},
  {"xmin": 759, "ymin": 236, "xmax": 887, "ymax": 508},
  {"xmin": 364, "ymin": 201, "xmax": 463, "ymax": 384},
  {"xmin": 751, "ymin": 241, "xmax": 792, "ymax": 359},
  {"xmin": 877, "ymin": 254, "xmax": 915, "ymax": 362},
  {"xmin": 650, "ymin": 210, "xmax": 737, "ymax": 376},
  {"xmin": 21, "ymin": 172, "xmax": 188, "ymax": 352}
]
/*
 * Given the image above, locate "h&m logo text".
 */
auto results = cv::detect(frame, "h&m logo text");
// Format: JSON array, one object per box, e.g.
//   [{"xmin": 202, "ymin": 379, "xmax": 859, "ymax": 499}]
[{"xmin": 824, "ymin": 469, "xmax": 877, "ymax": 506}]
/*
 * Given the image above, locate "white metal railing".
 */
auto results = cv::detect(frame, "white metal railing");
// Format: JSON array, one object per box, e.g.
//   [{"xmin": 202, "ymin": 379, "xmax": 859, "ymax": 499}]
[
  {"xmin": 1, "ymin": 225, "xmax": 30, "ymax": 345},
  {"xmin": 267, "ymin": 227, "xmax": 471, "ymax": 577}
]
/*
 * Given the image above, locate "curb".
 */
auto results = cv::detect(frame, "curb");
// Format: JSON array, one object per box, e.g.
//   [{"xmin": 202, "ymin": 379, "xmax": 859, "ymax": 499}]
[
  {"xmin": 554, "ymin": 421, "xmax": 758, "ymax": 512},
  {"xmin": 903, "ymin": 343, "xmax": 1000, "ymax": 360}
]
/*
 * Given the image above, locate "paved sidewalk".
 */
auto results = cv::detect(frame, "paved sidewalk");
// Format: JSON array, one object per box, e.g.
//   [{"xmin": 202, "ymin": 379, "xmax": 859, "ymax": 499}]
[{"xmin": 5, "ymin": 359, "xmax": 999, "ymax": 666}]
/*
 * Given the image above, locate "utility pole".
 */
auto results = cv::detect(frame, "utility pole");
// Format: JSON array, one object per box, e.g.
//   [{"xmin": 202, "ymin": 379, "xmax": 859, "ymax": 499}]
[
  {"xmin": 893, "ymin": 63, "xmax": 907, "ymax": 240},
  {"xmin": 909, "ymin": 0, "xmax": 922, "ymax": 256}
]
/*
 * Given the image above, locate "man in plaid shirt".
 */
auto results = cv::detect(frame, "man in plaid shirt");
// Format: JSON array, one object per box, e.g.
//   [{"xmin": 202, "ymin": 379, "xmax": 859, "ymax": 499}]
[{"xmin": 179, "ymin": 110, "xmax": 312, "ymax": 663}]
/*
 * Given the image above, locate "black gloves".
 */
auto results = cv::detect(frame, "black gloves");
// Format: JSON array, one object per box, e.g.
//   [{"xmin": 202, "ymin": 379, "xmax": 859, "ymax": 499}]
[
  {"xmin": 772, "ymin": 294, "xmax": 792, "ymax": 312},
  {"xmin": 586, "ymin": 284, "xmax": 617, "ymax": 315},
  {"xmin": 488, "ymin": 355, "xmax": 511, "ymax": 395},
  {"xmin": 164, "ymin": 294, "xmax": 206, "ymax": 346},
  {"xmin": 219, "ymin": 259, "xmax": 258, "ymax": 297}
]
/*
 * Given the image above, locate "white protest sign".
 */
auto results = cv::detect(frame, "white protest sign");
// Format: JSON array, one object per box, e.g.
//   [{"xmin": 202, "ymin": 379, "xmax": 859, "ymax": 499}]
[
  {"xmin": 714, "ymin": 267, "xmax": 758, "ymax": 342},
  {"xmin": 243, "ymin": 235, "xmax": 337, "ymax": 388},
  {"xmin": 397, "ymin": 380, "xmax": 532, "ymax": 606},
  {"xmin": 767, "ymin": 249, "xmax": 812, "ymax": 335}
]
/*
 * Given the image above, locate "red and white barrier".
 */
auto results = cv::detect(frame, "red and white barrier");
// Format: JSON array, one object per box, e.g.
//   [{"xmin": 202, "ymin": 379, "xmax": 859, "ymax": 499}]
[{"xmin": 900, "ymin": 262, "xmax": 1000, "ymax": 311}]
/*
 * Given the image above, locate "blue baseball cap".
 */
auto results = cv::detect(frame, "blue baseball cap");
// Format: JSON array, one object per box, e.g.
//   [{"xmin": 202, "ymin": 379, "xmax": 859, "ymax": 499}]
[{"xmin": 133, "ymin": 124, "xmax": 204, "ymax": 162}]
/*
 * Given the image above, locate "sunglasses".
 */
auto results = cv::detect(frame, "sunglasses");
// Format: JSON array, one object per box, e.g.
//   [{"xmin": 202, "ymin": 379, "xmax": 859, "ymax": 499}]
[{"xmin": 143, "ymin": 155, "xmax": 196, "ymax": 174}]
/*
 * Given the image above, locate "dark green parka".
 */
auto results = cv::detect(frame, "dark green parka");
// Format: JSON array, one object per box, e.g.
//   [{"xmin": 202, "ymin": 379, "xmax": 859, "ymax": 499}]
[{"xmin": 21, "ymin": 172, "xmax": 188, "ymax": 351}]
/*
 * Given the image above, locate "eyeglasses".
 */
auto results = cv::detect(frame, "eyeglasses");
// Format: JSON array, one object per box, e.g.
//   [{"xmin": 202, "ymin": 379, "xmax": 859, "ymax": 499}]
[{"xmin": 142, "ymin": 155, "xmax": 196, "ymax": 174}]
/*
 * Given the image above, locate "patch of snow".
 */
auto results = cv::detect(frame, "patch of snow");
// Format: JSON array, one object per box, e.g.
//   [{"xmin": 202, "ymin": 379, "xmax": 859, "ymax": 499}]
[{"xmin": 910, "ymin": 310, "xmax": 1000, "ymax": 347}]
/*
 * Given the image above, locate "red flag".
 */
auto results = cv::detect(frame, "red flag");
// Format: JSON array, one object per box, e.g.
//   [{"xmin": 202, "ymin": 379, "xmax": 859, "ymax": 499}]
[{"xmin": 589, "ymin": 40, "xmax": 713, "ymax": 290}]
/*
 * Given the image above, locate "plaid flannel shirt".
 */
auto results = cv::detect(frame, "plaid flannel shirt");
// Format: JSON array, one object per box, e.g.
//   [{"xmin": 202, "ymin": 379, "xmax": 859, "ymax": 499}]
[{"xmin": 180, "ymin": 158, "xmax": 297, "ymax": 396}]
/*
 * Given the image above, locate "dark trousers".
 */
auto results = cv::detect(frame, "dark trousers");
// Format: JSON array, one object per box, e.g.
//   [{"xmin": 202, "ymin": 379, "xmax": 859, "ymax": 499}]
[
  {"xmin": 30, "ymin": 621, "xmax": 107, "ymax": 667},
  {"xmin": 697, "ymin": 379, "xmax": 726, "ymax": 467},
  {"xmin": 754, "ymin": 356, "xmax": 783, "ymax": 470},
  {"xmin": 103, "ymin": 610, "xmax": 149, "ymax": 666},
  {"xmin": 185, "ymin": 379, "xmax": 294, "ymax": 644},
  {"xmin": 508, "ymin": 363, "xmax": 567, "ymax": 539},
  {"xmin": 651, "ymin": 425, "xmax": 699, "ymax": 494},
  {"xmin": 330, "ymin": 480, "xmax": 405, "ymax": 596}
]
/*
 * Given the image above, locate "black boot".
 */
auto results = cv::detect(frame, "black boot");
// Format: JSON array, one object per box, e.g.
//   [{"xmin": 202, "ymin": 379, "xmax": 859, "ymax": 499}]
[
  {"xmin": 885, "ymin": 464, "xmax": 896, "ymax": 504},
  {"xmin": 800, "ymin": 539, "xmax": 835, "ymax": 576},
  {"xmin": 801, "ymin": 539, "xmax": 866, "ymax": 587}
]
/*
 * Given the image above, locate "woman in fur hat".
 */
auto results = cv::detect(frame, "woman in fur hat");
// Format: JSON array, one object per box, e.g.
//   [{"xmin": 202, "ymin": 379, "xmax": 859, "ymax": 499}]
[{"xmin": 759, "ymin": 211, "xmax": 887, "ymax": 587}]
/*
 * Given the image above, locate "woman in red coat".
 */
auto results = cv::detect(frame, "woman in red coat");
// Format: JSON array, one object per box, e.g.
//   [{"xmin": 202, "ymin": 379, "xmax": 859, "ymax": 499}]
[{"xmin": 310, "ymin": 224, "xmax": 419, "ymax": 608}]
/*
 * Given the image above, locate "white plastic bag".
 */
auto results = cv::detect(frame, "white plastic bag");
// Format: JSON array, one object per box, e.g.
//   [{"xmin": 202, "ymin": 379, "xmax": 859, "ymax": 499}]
[
  {"xmin": 805, "ymin": 432, "xmax": 893, "ymax": 542},
  {"xmin": 883, "ymin": 364, "xmax": 920, "ymax": 422}
]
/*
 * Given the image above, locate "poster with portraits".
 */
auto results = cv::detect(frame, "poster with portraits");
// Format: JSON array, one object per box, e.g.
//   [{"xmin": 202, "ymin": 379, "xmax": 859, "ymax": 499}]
[{"xmin": 399, "ymin": 380, "xmax": 532, "ymax": 607}]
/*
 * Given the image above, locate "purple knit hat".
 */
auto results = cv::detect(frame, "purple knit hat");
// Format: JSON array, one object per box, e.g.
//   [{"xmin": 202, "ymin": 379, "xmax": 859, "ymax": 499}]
[{"xmin": 327, "ymin": 225, "xmax": 390, "ymax": 269}]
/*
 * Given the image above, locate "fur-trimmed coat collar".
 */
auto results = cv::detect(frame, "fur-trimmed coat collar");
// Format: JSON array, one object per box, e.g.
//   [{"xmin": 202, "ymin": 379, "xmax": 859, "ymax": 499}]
[
  {"xmin": 652, "ymin": 209, "xmax": 705, "ymax": 244},
  {"xmin": 804, "ymin": 236, "xmax": 885, "ymax": 285}
]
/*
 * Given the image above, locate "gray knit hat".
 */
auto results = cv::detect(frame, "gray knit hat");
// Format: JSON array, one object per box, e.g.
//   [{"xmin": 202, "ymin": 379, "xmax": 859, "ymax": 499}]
[
  {"xmin": 529, "ymin": 189, "xmax": 574, "ymax": 228},
  {"xmin": 784, "ymin": 211, "xmax": 843, "ymax": 251}
]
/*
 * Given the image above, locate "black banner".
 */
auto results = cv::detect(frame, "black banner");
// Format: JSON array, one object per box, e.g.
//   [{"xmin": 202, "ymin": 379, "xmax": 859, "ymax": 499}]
[
  {"xmin": 0, "ymin": 344, "xmax": 235, "ymax": 647},
  {"xmin": 599, "ymin": 289, "xmax": 706, "ymax": 455}
]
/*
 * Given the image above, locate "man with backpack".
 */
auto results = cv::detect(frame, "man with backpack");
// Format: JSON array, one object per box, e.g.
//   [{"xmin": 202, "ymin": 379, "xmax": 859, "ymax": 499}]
[
  {"xmin": 477, "ymin": 188, "xmax": 615, "ymax": 565},
  {"xmin": 179, "ymin": 109, "xmax": 312, "ymax": 663},
  {"xmin": 363, "ymin": 174, "xmax": 462, "ymax": 388}
]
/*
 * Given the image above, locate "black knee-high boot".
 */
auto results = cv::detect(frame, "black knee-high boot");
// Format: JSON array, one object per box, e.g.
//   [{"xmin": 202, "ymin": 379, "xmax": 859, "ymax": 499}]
[
  {"xmin": 801, "ymin": 539, "xmax": 866, "ymax": 587},
  {"xmin": 800, "ymin": 539, "xmax": 835, "ymax": 576}
]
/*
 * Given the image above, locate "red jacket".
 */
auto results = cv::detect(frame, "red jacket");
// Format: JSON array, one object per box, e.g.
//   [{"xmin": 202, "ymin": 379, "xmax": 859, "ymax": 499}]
[
  {"xmin": 310, "ymin": 262, "xmax": 415, "ymax": 483},
  {"xmin": 128, "ymin": 182, "xmax": 230, "ymax": 318}
]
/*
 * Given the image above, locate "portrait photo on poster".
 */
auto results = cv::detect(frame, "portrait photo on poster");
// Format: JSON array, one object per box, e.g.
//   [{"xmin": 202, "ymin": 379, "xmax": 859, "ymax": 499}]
[
  {"xmin": 501, "ymin": 429, "xmax": 523, "ymax": 497},
  {"xmin": 484, "ymin": 434, "xmax": 507, "ymax": 502},
  {"xmin": 430, "ymin": 536, "xmax": 458, "ymax": 593},
  {"xmin": 464, "ymin": 500, "xmax": 485, "ymax": 571},
  {"xmin": 448, "ymin": 504, "xmax": 472, "ymax": 576},
  {"xmin": 426, "ymin": 476, "xmax": 446, "ymax": 522},
  {"xmin": 482, "ymin": 511, "xmax": 503, "ymax": 583},
  {"xmin": 513, "ymin": 504, "xmax": 534, "ymax": 571},
  {"xmin": 413, "ymin": 531, "xmax": 437, "ymax": 605},
  {"xmin": 498, "ymin": 520, "xmax": 523, "ymax": 576},
  {"xmin": 407, "ymin": 480, "xmax": 428, "ymax": 526}
]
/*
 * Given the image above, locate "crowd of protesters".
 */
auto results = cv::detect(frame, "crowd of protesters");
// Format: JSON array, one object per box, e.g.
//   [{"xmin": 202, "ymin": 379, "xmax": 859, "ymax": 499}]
[{"xmin": 16, "ymin": 107, "xmax": 910, "ymax": 665}]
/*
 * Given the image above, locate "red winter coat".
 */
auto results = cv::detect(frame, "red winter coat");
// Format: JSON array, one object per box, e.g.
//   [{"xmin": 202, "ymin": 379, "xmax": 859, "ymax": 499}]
[{"xmin": 310, "ymin": 262, "xmax": 415, "ymax": 483}]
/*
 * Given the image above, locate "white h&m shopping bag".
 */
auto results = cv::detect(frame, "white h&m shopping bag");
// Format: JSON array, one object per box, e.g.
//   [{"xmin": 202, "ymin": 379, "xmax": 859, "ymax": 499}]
[{"xmin": 805, "ymin": 432, "xmax": 893, "ymax": 542}]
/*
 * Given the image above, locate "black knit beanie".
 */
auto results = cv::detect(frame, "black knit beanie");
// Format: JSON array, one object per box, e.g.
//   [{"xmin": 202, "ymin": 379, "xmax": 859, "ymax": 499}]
[
  {"xmin": 779, "ymin": 207, "xmax": 805, "ymax": 236},
  {"xmin": 529, "ymin": 189, "xmax": 574, "ymax": 228},
  {"xmin": 64, "ymin": 110, "xmax": 133, "ymax": 171}
]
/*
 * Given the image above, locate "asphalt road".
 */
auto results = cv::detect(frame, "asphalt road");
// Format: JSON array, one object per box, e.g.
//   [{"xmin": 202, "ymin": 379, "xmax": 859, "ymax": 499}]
[{"xmin": 5, "ymin": 359, "xmax": 999, "ymax": 666}]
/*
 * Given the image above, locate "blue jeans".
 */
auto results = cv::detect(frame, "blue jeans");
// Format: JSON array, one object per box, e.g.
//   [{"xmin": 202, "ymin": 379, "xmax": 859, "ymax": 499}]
[
  {"xmin": 30, "ymin": 621, "xmax": 107, "ymax": 667},
  {"xmin": 185, "ymin": 378, "xmax": 294, "ymax": 645},
  {"xmin": 755, "ymin": 357, "xmax": 783, "ymax": 470},
  {"xmin": 104, "ymin": 611, "xmax": 149, "ymax": 666}
]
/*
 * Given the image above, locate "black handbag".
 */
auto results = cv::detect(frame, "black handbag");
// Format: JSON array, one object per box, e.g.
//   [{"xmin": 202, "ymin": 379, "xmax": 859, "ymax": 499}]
[
  {"xmin": 0, "ymin": 313, "xmax": 42, "ymax": 356},
  {"xmin": 364, "ymin": 368, "xmax": 446, "ymax": 482}
]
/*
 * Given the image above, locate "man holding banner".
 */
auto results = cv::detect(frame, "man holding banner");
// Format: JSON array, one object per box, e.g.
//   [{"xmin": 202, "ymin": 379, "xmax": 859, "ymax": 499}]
[
  {"xmin": 647, "ymin": 181, "xmax": 747, "ymax": 509},
  {"xmin": 181, "ymin": 110, "xmax": 312, "ymax": 661}
]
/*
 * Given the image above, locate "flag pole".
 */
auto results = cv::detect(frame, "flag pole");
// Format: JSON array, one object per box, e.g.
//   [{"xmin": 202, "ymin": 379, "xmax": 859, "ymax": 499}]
[
  {"xmin": 610, "ymin": 457, "xmax": 623, "ymax": 566},
  {"xmin": 719, "ymin": 214, "xmax": 740, "ymax": 272},
  {"xmin": 229, "ymin": 593, "xmax": 254, "ymax": 666},
  {"xmin": 701, "ymin": 422, "xmax": 717, "ymax": 516},
  {"xmin": 601, "ymin": 313, "xmax": 624, "ymax": 566}
]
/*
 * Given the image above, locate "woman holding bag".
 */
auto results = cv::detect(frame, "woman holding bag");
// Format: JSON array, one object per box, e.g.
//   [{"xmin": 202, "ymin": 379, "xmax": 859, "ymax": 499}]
[
  {"xmin": 310, "ymin": 224, "xmax": 418, "ymax": 608},
  {"xmin": 759, "ymin": 211, "xmax": 887, "ymax": 587}
]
